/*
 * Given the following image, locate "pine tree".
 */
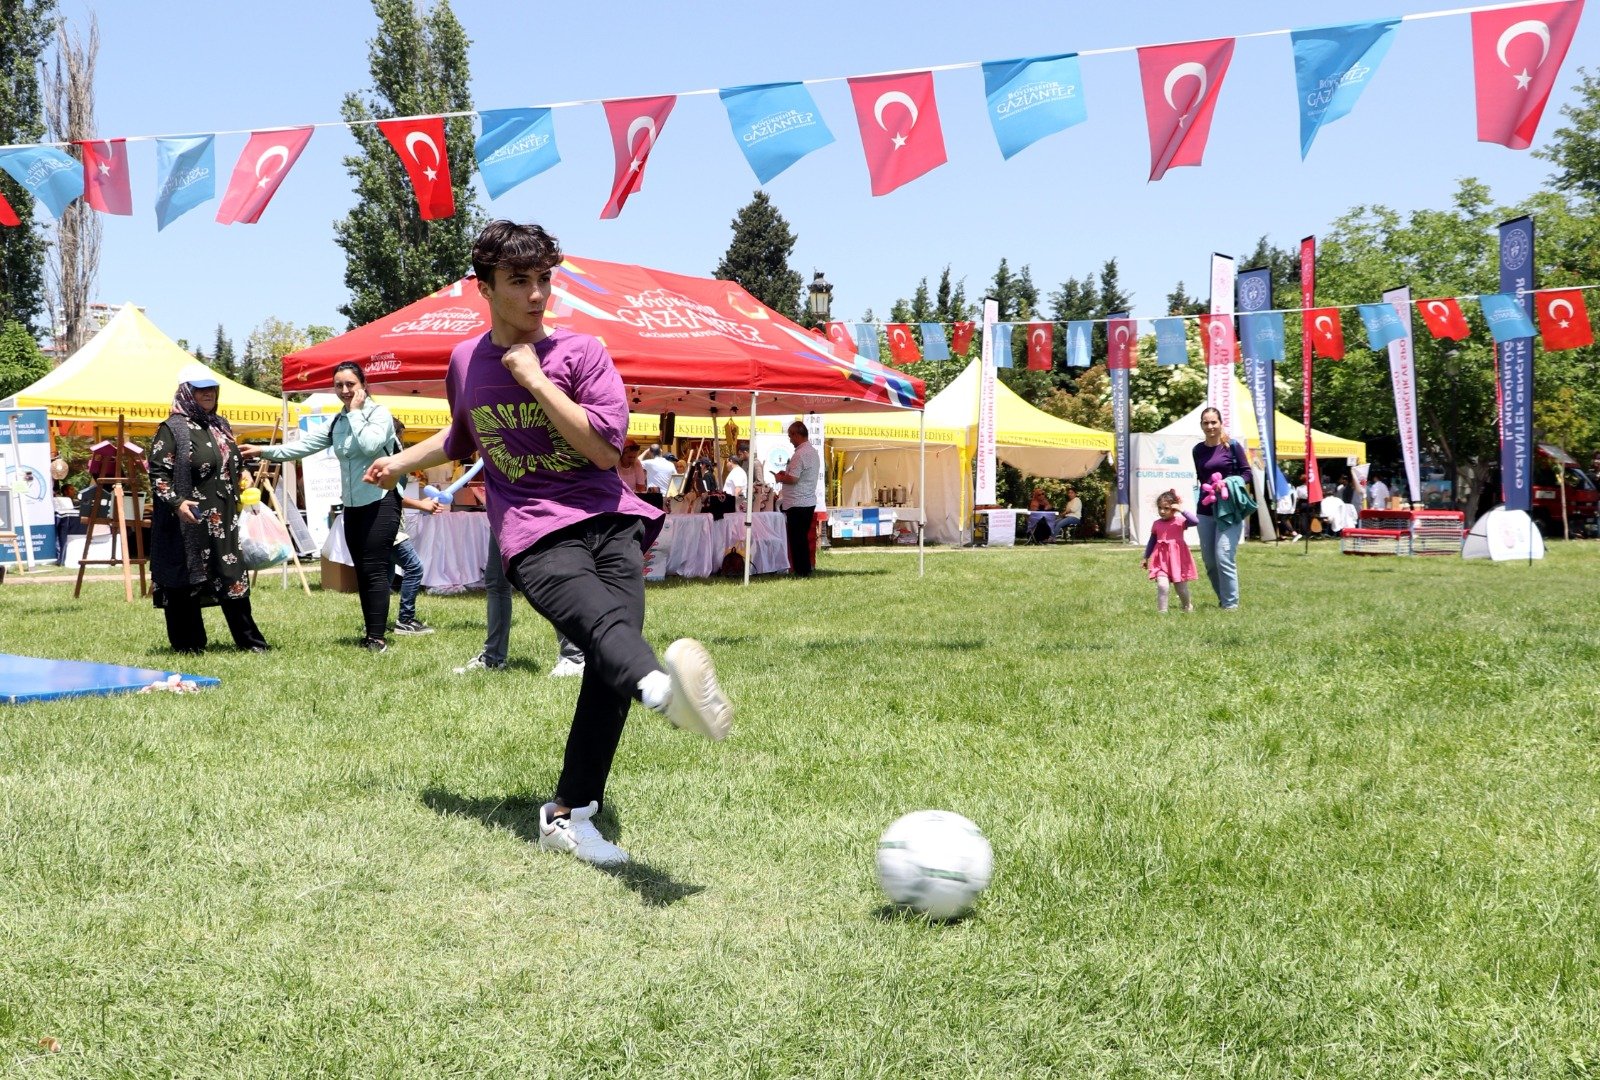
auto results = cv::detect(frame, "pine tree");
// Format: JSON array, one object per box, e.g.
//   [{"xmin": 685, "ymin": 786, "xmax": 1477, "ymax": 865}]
[
  {"xmin": 712, "ymin": 191, "xmax": 803, "ymax": 321},
  {"xmin": 212, "ymin": 325, "xmax": 236, "ymax": 380},
  {"xmin": 335, "ymin": 0, "xmax": 483, "ymax": 329},
  {"xmin": 1165, "ymin": 281, "xmax": 1206, "ymax": 316},
  {"xmin": 0, "ymin": 0, "xmax": 56, "ymax": 332}
]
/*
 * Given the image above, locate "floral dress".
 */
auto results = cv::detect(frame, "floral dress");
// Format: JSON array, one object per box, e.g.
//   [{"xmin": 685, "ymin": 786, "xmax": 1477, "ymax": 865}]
[{"xmin": 148, "ymin": 416, "xmax": 248, "ymax": 606}]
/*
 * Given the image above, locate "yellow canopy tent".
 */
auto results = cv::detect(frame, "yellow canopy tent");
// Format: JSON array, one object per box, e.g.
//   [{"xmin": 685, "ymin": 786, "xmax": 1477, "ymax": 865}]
[
  {"xmin": 1156, "ymin": 382, "xmax": 1366, "ymax": 463},
  {"xmin": 2, "ymin": 305, "xmax": 288, "ymax": 434}
]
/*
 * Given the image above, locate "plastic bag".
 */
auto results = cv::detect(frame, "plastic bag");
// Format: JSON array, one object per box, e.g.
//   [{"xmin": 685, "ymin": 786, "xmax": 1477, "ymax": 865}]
[{"xmin": 237, "ymin": 502, "xmax": 293, "ymax": 569}]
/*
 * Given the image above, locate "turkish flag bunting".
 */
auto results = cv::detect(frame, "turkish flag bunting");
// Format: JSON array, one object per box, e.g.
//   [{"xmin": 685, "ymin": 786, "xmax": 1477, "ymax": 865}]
[
  {"xmin": 951, "ymin": 321, "xmax": 975, "ymax": 355},
  {"xmin": 0, "ymin": 188, "xmax": 17, "ymax": 227},
  {"xmin": 1472, "ymin": 0, "xmax": 1584, "ymax": 150},
  {"xmin": 216, "ymin": 127, "xmax": 314, "ymax": 224},
  {"xmin": 825, "ymin": 322, "xmax": 854, "ymax": 353},
  {"xmin": 379, "ymin": 117, "xmax": 455, "ymax": 220},
  {"xmin": 885, "ymin": 323, "xmax": 921, "ymax": 363},
  {"xmin": 1199, "ymin": 313, "xmax": 1236, "ymax": 366},
  {"xmin": 81, "ymin": 139, "xmax": 132, "ymax": 215},
  {"xmin": 1305, "ymin": 307, "xmax": 1345, "ymax": 359},
  {"xmin": 600, "ymin": 95, "xmax": 676, "ymax": 220},
  {"xmin": 847, "ymin": 71, "xmax": 948, "ymax": 197},
  {"xmin": 1415, "ymin": 296, "xmax": 1471, "ymax": 340},
  {"xmin": 1137, "ymin": 37, "xmax": 1236, "ymax": 181},
  {"xmin": 1026, "ymin": 322, "xmax": 1053, "ymax": 370},
  {"xmin": 1107, "ymin": 317, "xmax": 1137, "ymax": 369},
  {"xmin": 1537, "ymin": 288, "xmax": 1594, "ymax": 350}
]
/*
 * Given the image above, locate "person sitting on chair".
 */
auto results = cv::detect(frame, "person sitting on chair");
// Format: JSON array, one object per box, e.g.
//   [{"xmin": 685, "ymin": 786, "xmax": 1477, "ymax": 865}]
[{"xmin": 1059, "ymin": 486, "xmax": 1083, "ymax": 536}]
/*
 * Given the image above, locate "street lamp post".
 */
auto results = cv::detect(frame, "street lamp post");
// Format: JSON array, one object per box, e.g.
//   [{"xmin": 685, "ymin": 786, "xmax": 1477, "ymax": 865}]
[{"xmin": 807, "ymin": 270, "xmax": 833, "ymax": 327}]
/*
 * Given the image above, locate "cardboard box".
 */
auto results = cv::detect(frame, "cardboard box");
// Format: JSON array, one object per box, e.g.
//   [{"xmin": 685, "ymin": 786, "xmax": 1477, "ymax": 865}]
[{"xmin": 319, "ymin": 555, "xmax": 359, "ymax": 593}]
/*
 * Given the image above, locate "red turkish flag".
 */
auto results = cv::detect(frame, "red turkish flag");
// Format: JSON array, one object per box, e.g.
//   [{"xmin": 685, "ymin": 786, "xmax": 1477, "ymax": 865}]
[
  {"xmin": 1137, "ymin": 38, "xmax": 1235, "ymax": 181},
  {"xmin": 847, "ymin": 71, "xmax": 947, "ymax": 196},
  {"xmin": 379, "ymin": 117, "xmax": 455, "ymax": 220},
  {"xmin": 1473, "ymin": 0, "xmax": 1584, "ymax": 150},
  {"xmin": 951, "ymin": 321, "xmax": 975, "ymax": 355},
  {"xmin": 1415, "ymin": 297, "xmax": 1471, "ymax": 340},
  {"xmin": 81, "ymin": 139, "xmax": 132, "ymax": 215},
  {"xmin": 1305, "ymin": 307, "xmax": 1345, "ymax": 359},
  {"xmin": 886, "ymin": 323, "xmax": 921, "ymax": 363},
  {"xmin": 1199, "ymin": 313, "xmax": 1237, "ymax": 367},
  {"xmin": 1107, "ymin": 317, "xmax": 1137, "ymax": 369},
  {"xmin": 1026, "ymin": 322, "xmax": 1053, "ymax": 370},
  {"xmin": 216, "ymin": 127, "xmax": 314, "ymax": 224},
  {"xmin": 1537, "ymin": 288, "xmax": 1593, "ymax": 350},
  {"xmin": 825, "ymin": 322, "xmax": 853, "ymax": 353},
  {"xmin": 0, "ymin": 188, "xmax": 17, "ymax": 227},
  {"xmin": 600, "ymin": 95, "xmax": 675, "ymax": 220}
]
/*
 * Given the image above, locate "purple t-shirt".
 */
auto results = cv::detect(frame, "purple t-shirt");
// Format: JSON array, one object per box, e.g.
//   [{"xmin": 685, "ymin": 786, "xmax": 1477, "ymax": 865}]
[
  {"xmin": 1191, "ymin": 440, "xmax": 1250, "ymax": 517},
  {"xmin": 444, "ymin": 328, "xmax": 663, "ymax": 566}
]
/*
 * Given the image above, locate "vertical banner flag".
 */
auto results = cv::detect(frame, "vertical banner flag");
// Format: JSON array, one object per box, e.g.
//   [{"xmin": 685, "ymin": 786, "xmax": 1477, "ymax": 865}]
[
  {"xmin": 1108, "ymin": 311, "xmax": 1134, "ymax": 511},
  {"xmin": 1382, "ymin": 285, "xmax": 1422, "ymax": 505},
  {"xmin": 81, "ymin": 139, "xmax": 132, "ymax": 215},
  {"xmin": 951, "ymin": 321, "xmax": 975, "ymax": 355},
  {"xmin": 886, "ymin": 323, "xmax": 921, "ymax": 362},
  {"xmin": 1206, "ymin": 253, "xmax": 1236, "ymax": 432},
  {"xmin": 976, "ymin": 299, "xmax": 999, "ymax": 507},
  {"xmin": 1498, "ymin": 213, "xmax": 1536, "ymax": 511},
  {"xmin": 825, "ymin": 322, "xmax": 853, "ymax": 353},
  {"xmin": 1358, "ymin": 302, "xmax": 1407, "ymax": 350},
  {"xmin": 1299, "ymin": 236, "xmax": 1323, "ymax": 501},
  {"xmin": 1026, "ymin": 322, "xmax": 1053, "ymax": 370},
  {"xmin": 1307, "ymin": 306, "xmax": 1345, "ymax": 358},
  {"xmin": 0, "ymin": 146, "xmax": 85, "ymax": 219},
  {"xmin": 216, "ymin": 127, "xmax": 313, "ymax": 225},
  {"xmin": 1137, "ymin": 38, "xmax": 1236, "ymax": 181},
  {"xmin": 852, "ymin": 324, "xmax": 880, "ymax": 361},
  {"xmin": 1416, "ymin": 296, "xmax": 1471, "ymax": 339},
  {"xmin": 1290, "ymin": 19, "xmax": 1401, "ymax": 158},
  {"xmin": 476, "ymin": 107, "xmax": 560, "ymax": 199},
  {"xmin": 1237, "ymin": 266, "xmax": 1279, "ymax": 502},
  {"xmin": 1472, "ymin": 0, "xmax": 1585, "ymax": 150},
  {"xmin": 920, "ymin": 324, "xmax": 951, "ymax": 361},
  {"xmin": 1537, "ymin": 288, "xmax": 1593, "ymax": 350},
  {"xmin": 153, "ymin": 135, "xmax": 215, "ymax": 230},
  {"xmin": 719, "ymin": 82, "xmax": 834, "ymax": 184},
  {"xmin": 600, "ymin": 95, "xmax": 676, "ymax": 219},
  {"xmin": 981, "ymin": 54, "xmax": 1088, "ymax": 160},
  {"xmin": 1067, "ymin": 320, "xmax": 1093, "ymax": 368},
  {"xmin": 847, "ymin": 71, "xmax": 948, "ymax": 196},
  {"xmin": 1155, "ymin": 318, "xmax": 1188, "ymax": 365},
  {"xmin": 379, "ymin": 117, "xmax": 455, "ymax": 220},
  {"xmin": 993, "ymin": 323, "xmax": 1014, "ymax": 368}
]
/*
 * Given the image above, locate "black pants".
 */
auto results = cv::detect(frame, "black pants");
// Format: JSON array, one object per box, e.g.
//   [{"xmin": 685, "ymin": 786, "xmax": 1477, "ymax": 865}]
[
  {"xmin": 164, "ymin": 591, "xmax": 268, "ymax": 653},
  {"xmin": 343, "ymin": 491, "xmax": 402, "ymax": 640},
  {"xmin": 508, "ymin": 514, "xmax": 662, "ymax": 810},
  {"xmin": 785, "ymin": 505, "xmax": 815, "ymax": 577}
]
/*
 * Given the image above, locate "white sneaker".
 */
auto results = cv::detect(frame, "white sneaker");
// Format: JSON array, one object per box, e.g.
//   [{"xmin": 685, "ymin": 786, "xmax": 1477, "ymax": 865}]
[
  {"xmin": 453, "ymin": 652, "xmax": 506, "ymax": 674},
  {"xmin": 538, "ymin": 801, "xmax": 628, "ymax": 866},
  {"xmin": 549, "ymin": 656, "xmax": 586, "ymax": 678},
  {"xmin": 662, "ymin": 638, "xmax": 733, "ymax": 741}
]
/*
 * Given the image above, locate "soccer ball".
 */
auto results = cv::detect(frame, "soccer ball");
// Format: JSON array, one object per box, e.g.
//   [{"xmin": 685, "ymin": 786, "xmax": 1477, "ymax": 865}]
[{"xmin": 875, "ymin": 810, "xmax": 993, "ymax": 920}]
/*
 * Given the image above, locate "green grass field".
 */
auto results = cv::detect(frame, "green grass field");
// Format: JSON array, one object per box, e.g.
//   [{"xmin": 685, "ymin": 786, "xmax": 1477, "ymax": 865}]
[{"xmin": 3, "ymin": 540, "xmax": 1599, "ymax": 1078}]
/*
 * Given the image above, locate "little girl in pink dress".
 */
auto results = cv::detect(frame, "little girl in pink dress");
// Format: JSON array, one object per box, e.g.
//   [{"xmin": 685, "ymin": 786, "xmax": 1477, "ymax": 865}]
[{"xmin": 1142, "ymin": 489, "xmax": 1198, "ymax": 613}]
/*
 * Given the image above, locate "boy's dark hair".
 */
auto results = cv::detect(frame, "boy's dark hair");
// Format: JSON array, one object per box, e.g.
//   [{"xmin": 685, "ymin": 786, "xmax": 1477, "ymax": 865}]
[{"xmin": 471, "ymin": 220, "xmax": 563, "ymax": 285}]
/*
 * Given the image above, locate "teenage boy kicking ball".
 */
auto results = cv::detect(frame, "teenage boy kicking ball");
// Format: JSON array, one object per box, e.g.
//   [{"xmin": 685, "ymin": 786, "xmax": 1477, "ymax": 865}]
[{"xmin": 364, "ymin": 220, "xmax": 732, "ymax": 867}]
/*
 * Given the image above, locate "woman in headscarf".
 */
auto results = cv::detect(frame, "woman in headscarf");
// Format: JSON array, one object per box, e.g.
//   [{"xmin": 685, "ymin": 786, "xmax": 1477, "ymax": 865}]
[{"xmin": 148, "ymin": 364, "xmax": 270, "ymax": 653}]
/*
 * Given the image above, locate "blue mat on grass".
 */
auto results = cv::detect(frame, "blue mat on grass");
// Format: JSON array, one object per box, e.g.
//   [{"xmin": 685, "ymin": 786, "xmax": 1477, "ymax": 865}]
[{"xmin": 0, "ymin": 654, "xmax": 220, "ymax": 704}]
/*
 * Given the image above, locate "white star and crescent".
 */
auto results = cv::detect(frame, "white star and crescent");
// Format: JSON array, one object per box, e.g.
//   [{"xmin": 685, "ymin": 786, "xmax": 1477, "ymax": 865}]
[
  {"xmin": 1314, "ymin": 315, "xmax": 1334, "ymax": 338},
  {"xmin": 1497, "ymin": 20, "xmax": 1550, "ymax": 90},
  {"xmin": 405, "ymin": 130, "xmax": 440, "ymax": 183},
  {"xmin": 873, "ymin": 91, "xmax": 919, "ymax": 150},
  {"xmin": 254, "ymin": 146, "xmax": 290, "ymax": 189},
  {"xmin": 1425, "ymin": 300, "xmax": 1451, "ymax": 321},
  {"xmin": 625, "ymin": 115, "xmax": 658, "ymax": 172},
  {"xmin": 1163, "ymin": 62, "xmax": 1209, "ymax": 126},
  {"xmin": 1548, "ymin": 297, "xmax": 1574, "ymax": 328}
]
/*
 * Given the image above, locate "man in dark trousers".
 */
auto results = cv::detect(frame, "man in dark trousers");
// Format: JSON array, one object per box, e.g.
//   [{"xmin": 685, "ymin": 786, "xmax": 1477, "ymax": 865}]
[{"xmin": 772, "ymin": 420, "xmax": 820, "ymax": 577}]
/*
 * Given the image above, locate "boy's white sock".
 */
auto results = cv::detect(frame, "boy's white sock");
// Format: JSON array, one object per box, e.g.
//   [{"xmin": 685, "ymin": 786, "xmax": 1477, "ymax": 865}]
[{"xmin": 637, "ymin": 669, "xmax": 671, "ymax": 711}]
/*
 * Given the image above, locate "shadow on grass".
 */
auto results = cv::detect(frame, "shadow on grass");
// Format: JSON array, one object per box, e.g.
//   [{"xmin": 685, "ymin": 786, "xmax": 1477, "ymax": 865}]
[
  {"xmin": 869, "ymin": 902, "xmax": 973, "ymax": 926},
  {"xmin": 420, "ymin": 788, "xmax": 706, "ymax": 909},
  {"xmin": 799, "ymin": 636, "xmax": 984, "ymax": 652}
]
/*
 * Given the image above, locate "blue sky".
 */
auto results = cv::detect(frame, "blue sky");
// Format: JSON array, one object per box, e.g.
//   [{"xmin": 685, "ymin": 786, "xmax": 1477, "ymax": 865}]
[{"xmin": 57, "ymin": 0, "xmax": 1597, "ymax": 351}]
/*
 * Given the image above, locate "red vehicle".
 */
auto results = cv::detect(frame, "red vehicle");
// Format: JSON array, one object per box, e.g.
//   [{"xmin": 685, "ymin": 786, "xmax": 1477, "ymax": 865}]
[{"xmin": 1531, "ymin": 445, "xmax": 1598, "ymax": 537}]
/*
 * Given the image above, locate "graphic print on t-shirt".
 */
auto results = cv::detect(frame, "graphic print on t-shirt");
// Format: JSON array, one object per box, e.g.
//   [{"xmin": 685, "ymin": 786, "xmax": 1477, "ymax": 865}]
[{"xmin": 470, "ymin": 399, "xmax": 588, "ymax": 482}]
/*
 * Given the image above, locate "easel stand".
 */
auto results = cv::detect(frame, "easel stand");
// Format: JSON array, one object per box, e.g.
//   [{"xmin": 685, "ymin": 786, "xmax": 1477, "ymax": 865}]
[
  {"xmin": 246, "ymin": 437, "xmax": 312, "ymax": 595},
  {"xmin": 74, "ymin": 414, "xmax": 147, "ymax": 603}
]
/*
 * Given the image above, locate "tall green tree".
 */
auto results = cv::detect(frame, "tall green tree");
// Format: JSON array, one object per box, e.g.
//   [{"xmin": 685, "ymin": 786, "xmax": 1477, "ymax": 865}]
[
  {"xmin": 0, "ymin": 319, "xmax": 48, "ymax": 398},
  {"xmin": 712, "ymin": 191, "xmax": 802, "ymax": 321},
  {"xmin": 0, "ymin": 0, "xmax": 56, "ymax": 332},
  {"xmin": 212, "ymin": 324, "xmax": 236, "ymax": 380},
  {"xmin": 335, "ymin": 0, "xmax": 482, "ymax": 329},
  {"xmin": 243, "ymin": 319, "xmax": 336, "ymax": 395},
  {"xmin": 1535, "ymin": 67, "xmax": 1600, "ymax": 199}
]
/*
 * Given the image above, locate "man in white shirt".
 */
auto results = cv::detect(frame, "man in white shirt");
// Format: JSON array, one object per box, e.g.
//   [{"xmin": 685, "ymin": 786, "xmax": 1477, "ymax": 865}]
[
  {"xmin": 1368, "ymin": 474, "xmax": 1391, "ymax": 510},
  {"xmin": 641, "ymin": 445, "xmax": 676, "ymax": 493},
  {"xmin": 771, "ymin": 421, "xmax": 820, "ymax": 577},
  {"xmin": 722, "ymin": 452, "xmax": 748, "ymax": 499}
]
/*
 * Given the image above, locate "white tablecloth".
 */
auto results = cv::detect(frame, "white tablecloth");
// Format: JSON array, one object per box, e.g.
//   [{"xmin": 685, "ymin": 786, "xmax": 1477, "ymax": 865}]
[
  {"xmin": 323, "ymin": 510, "xmax": 492, "ymax": 591},
  {"xmin": 655, "ymin": 511, "xmax": 789, "ymax": 578}
]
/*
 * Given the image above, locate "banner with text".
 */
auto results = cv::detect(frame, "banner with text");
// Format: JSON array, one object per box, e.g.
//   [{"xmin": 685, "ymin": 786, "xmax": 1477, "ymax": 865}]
[
  {"xmin": 976, "ymin": 298, "xmax": 999, "ymax": 507},
  {"xmin": 1382, "ymin": 285, "xmax": 1421, "ymax": 504},
  {"xmin": 1207, "ymin": 253, "xmax": 1236, "ymax": 433},
  {"xmin": 1497, "ymin": 215, "xmax": 1535, "ymax": 512}
]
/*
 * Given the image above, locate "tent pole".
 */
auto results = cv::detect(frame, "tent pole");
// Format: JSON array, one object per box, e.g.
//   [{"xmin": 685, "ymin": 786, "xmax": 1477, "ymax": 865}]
[
  {"xmin": 743, "ymin": 392, "xmax": 756, "ymax": 586},
  {"xmin": 918, "ymin": 408, "xmax": 925, "ymax": 577}
]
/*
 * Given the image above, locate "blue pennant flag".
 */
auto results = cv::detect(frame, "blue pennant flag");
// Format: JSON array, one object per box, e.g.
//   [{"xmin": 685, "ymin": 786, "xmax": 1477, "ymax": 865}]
[
  {"xmin": 1066, "ymin": 321, "xmax": 1093, "ymax": 368},
  {"xmin": 852, "ymin": 324, "xmax": 879, "ymax": 361},
  {"xmin": 153, "ymin": 135, "xmax": 215, "ymax": 231},
  {"xmin": 719, "ymin": 82, "xmax": 834, "ymax": 184},
  {"xmin": 1291, "ymin": 18, "xmax": 1400, "ymax": 159},
  {"xmin": 993, "ymin": 323, "xmax": 1014, "ymax": 368},
  {"xmin": 1480, "ymin": 292, "xmax": 1537, "ymax": 342},
  {"xmin": 1154, "ymin": 318, "xmax": 1189, "ymax": 365},
  {"xmin": 0, "ymin": 146, "xmax": 84, "ymax": 220},
  {"xmin": 1358, "ymin": 302, "xmax": 1407, "ymax": 351},
  {"xmin": 1239, "ymin": 312, "xmax": 1286, "ymax": 362},
  {"xmin": 981, "ymin": 54, "xmax": 1088, "ymax": 160},
  {"xmin": 919, "ymin": 323, "xmax": 950, "ymax": 361},
  {"xmin": 476, "ymin": 108, "xmax": 561, "ymax": 200}
]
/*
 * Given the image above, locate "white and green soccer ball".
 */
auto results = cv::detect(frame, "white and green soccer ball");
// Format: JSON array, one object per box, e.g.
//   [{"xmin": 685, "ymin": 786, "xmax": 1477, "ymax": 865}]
[{"xmin": 875, "ymin": 810, "xmax": 993, "ymax": 920}]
